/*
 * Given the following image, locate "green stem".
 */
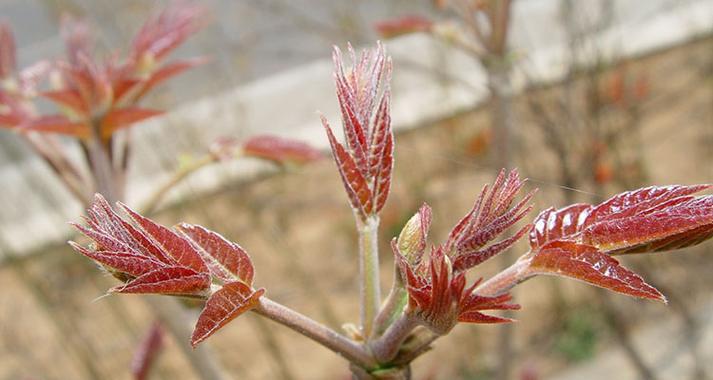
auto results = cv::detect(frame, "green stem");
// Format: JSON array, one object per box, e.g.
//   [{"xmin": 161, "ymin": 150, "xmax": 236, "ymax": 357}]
[
  {"xmin": 358, "ymin": 216, "xmax": 381, "ymax": 339},
  {"xmin": 371, "ymin": 265, "xmax": 407, "ymax": 339}
]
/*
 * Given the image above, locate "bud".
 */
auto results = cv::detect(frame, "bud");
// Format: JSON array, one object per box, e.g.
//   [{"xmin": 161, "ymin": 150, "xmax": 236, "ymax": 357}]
[{"xmin": 397, "ymin": 203, "xmax": 431, "ymax": 264}]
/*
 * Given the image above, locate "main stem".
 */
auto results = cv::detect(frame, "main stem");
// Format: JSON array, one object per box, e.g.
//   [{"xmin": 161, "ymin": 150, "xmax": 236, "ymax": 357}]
[
  {"xmin": 358, "ymin": 216, "xmax": 381, "ymax": 338},
  {"xmin": 254, "ymin": 297, "xmax": 376, "ymax": 369},
  {"xmin": 370, "ymin": 314, "xmax": 418, "ymax": 363}
]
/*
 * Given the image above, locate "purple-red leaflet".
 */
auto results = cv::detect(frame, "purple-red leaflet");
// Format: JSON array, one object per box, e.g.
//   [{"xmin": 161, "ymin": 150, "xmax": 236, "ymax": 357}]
[
  {"xmin": 101, "ymin": 107, "xmax": 164, "ymax": 139},
  {"xmin": 374, "ymin": 15, "xmax": 433, "ymax": 38},
  {"xmin": 119, "ymin": 202, "xmax": 208, "ymax": 274},
  {"xmin": 177, "ymin": 223, "xmax": 254, "ymax": 284},
  {"xmin": 110, "ymin": 266, "xmax": 210, "ymax": 296},
  {"xmin": 446, "ymin": 169, "xmax": 534, "ymax": 272},
  {"xmin": 131, "ymin": 322, "xmax": 164, "ymax": 380},
  {"xmin": 191, "ymin": 282, "xmax": 265, "ymax": 347},
  {"xmin": 527, "ymin": 241, "xmax": 665, "ymax": 301},
  {"xmin": 323, "ymin": 116, "xmax": 374, "ymax": 218},
  {"xmin": 241, "ymin": 135, "xmax": 322, "ymax": 165},
  {"xmin": 529, "ymin": 184, "xmax": 713, "ymax": 254},
  {"xmin": 0, "ymin": 23, "xmax": 16, "ymax": 79},
  {"xmin": 525, "ymin": 184, "xmax": 713, "ymax": 302}
]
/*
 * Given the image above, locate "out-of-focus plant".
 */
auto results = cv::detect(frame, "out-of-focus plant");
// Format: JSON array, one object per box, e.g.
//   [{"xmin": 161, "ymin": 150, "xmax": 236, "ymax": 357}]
[
  {"xmin": 0, "ymin": 3, "xmax": 209, "ymax": 204},
  {"xmin": 1, "ymin": 4, "xmax": 323, "ymax": 210},
  {"xmin": 1, "ymin": 4, "xmax": 321, "ymax": 380},
  {"xmin": 70, "ymin": 42, "xmax": 713, "ymax": 379}
]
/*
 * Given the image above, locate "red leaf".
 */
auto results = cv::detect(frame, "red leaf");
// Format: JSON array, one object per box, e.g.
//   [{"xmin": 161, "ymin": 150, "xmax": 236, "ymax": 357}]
[
  {"xmin": 527, "ymin": 241, "xmax": 664, "ymax": 301},
  {"xmin": 131, "ymin": 322, "xmax": 164, "ymax": 380},
  {"xmin": 0, "ymin": 113, "xmax": 22, "ymax": 128},
  {"xmin": 0, "ymin": 23, "xmax": 16, "ymax": 79},
  {"xmin": 119, "ymin": 202, "xmax": 207, "ymax": 274},
  {"xmin": 583, "ymin": 195, "xmax": 713, "ymax": 254},
  {"xmin": 132, "ymin": 57, "xmax": 207, "ymax": 101},
  {"xmin": 323, "ymin": 116, "xmax": 373, "ymax": 218},
  {"xmin": 101, "ymin": 107, "xmax": 163, "ymax": 138},
  {"xmin": 41, "ymin": 89, "xmax": 88, "ymax": 115},
  {"xmin": 177, "ymin": 223, "xmax": 254, "ymax": 285},
  {"xmin": 191, "ymin": 282, "xmax": 264, "ymax": 346},
  {"xmin": 453, "ymin": 223, "xmax": 531, "ymax": 272},
  {"xmin": 131, "ymin": 3, "xmax": 206, "ymax": 62},
  {"xmin": 374, "ymin": 15, "xmax": 433, "ymax": 38},
  {"xmin": 529, "ymin": 184, "xmax": 713, "ymax": 255},
  {"xmin": 111, "ymin": 266, "xmax": 210, "ymax": 296},
  {"xmin": 588, "ymin": 185, "xmax": 710, "ymax": 223},
  {"xmin": 369, "ymin": 91, "xmax": 394, "ymax": 213},
  {"xmin": 69, "ymin": 242, "xmax": 164, "ymax": 277},
  {"xmin": 529, "ymin": 203, "xmax": 591, "ymax": 250},
  {"xmin": 446, "ymin": 169, "xmax": 534, "ymax": 270},
  {"xmin": 86, "ymin": 195, "xmax": 174, "ymax": 265},
  {"xmin": 24, "ymin": 115, "xmax": 89, "ymax": 138},
  {"xmin": 241, "ymin": 134, "xmax": 322, "ymax": 165}
]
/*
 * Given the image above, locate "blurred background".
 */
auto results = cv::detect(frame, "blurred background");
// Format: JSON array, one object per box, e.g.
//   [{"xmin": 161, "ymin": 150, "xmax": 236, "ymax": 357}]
[{"xmin": 0, "ymin": 0, "xmax": 711, "ymax": 379}]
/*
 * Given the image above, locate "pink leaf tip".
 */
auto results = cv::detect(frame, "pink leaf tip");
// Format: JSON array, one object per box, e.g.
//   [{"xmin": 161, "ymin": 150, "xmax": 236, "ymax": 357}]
[{"xmin": 324, "ymin": 42, "xmax": 394, "ymax": 221}]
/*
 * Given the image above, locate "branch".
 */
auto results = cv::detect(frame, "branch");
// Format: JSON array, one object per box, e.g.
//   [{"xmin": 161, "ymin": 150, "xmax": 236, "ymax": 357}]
[
  {"xmin": 474, "ymin": 255, "xmax": 532, "ymax": 297},
  {"xmin": 139, "ymin": 153, "xmax": 217, "ymax": 214},
  {"xmin": 23, "ymin": 133, "xmax": 91, "ymax": 205},
  {"xmin": 253, "ymin": 297, "xmax": 376, "ymax": 369},
  {"xmin": 370, "ymin": 313, "xmax": 418, "ymax": 363}
]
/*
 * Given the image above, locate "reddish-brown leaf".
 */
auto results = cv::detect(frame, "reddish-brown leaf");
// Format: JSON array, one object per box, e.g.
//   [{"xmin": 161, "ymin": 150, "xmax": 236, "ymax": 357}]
[
  {"xmin": 111, "ymin": 266, "xmax": 210, "ymax": 296},
  {"xmin": 588, "ymin": 185, "xmax": 710, "ymax": 223},
  {"xmin": 0, "ymin": 113, "xmax": 22, "ymax": 128},
  {"xmin": 584, "ymin": 195, "xmax": 713, "ymax": 254},
  {"xmin": 529, "ymin": 185, "xmax": 713, "ymax": 255},
  {"xmin": 191, "ymin": 282, "xmax": 265, "ymax": 346},
  {"xmin": 444, "ymin": 169, "xmax": 533, "ymax": 271},
  {"xmin": 119, "ymin": 202, "xmax": 207, "ymax": 274},
  {"xmin": 86, "ymin": 195, "xmax": 174, "ymax": 265},
  {"xmin": 453, "ymin": 223, "xmax": 531, "ymax": 272},
  {"xmin": 176, "ymin": 223, "xmax": 254, "ymax": 285},
  {"xmin": 529, "ymin": 203, "xmax": 591, "ymax": 250},
  {"xmin": 131, "ymin": 3, "xmax": 206, "ymax": 62},
  {"xmin": 458, "ymin": 280, "xmax": 519, "ymax": 324},
  {"xmin": 101, "ymin": 107, "xmax": 163, "ymax": 138},
  {"xmin": 24, "ymin": 115, "xmax": 88, "ymax": 138},
  {"xmin": 69, "ymin": 241, "xmax": 163, "ymax": 277},
  {"xmin": 369, "ymin": 91, "xmax": 394, "ymax": 213},
  {"xmin": 374, "ymin": 15, "xmax": 433, "ymax": 38},
  {"xmin": 132, "ymin": 57, "xmax": 208, "ymax": 102},
  {"xmin": 131, "ymin": 322, "xmax": 164, "ymax": 380},
  {"xmin": 0, "ymin": 23, "xmax": 16, "ymax": 79},
  {"xmin": 41, "ymin": 89, "xmax": 88, "ymax": 115},
  {"xmin": 112, "ymin": 77, "xmax": 142, "ymax": 105},
  {"xmin": 241, "ymin": 134, "xmax": 322, "ymax": 165},
  {"xmin": 527, "ymin": 241, "xmax": 664, "ymax": 301},
  {"xmin": 323, "ymin": 116, "xmax": 373, "ymax": 218}
]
